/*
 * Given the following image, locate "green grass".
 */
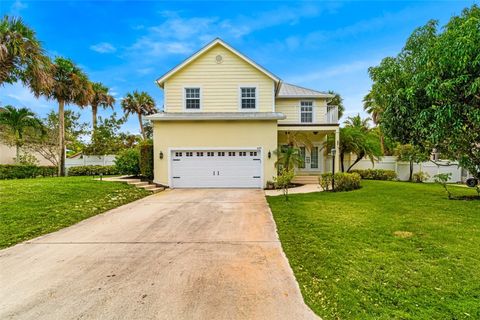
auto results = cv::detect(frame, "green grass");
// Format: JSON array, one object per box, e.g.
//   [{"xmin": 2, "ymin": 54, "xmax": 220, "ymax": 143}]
[
  {"xmin": 267, "ymin": 181, "xmax": 480, "ymax": 319},
  {"xmin": 0, "ymin": 176, "xmax": 150, "ymax": 249}
]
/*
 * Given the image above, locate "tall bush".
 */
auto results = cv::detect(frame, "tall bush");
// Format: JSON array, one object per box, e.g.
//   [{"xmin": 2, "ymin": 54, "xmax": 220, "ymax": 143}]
[
  {"xmin": 139, "ymin": 142, "xmax": 154, "ymax": 180},
  {"xmin": 115, "ymin": 148, "xmax": 140, "ymax": 175},
  {"xmin": 333, "ymin": 172, "xmax": 361, "ymax": 192}
]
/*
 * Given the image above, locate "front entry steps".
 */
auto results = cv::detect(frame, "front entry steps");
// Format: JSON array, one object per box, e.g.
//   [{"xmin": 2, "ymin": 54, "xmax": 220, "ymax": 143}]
[
  {"xmin": 102, "ymin": 176, "xmax": 165, "ymax": 193},
  {"xmin": 125, "ymin": 178, "xmax": 165, "ymax": 193},
  {"xmin": 292, "ymin": 175, "xmax": 319, "ymax": 185}
]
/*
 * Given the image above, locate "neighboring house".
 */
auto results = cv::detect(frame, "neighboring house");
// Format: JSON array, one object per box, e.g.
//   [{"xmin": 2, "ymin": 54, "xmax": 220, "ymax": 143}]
[{"xmin": 148, "ymin": 38, "xmax": 340, "ymax": 188}]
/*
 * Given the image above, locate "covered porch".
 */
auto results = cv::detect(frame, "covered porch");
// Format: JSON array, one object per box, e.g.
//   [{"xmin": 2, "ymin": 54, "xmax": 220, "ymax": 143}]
[{"xmin": 277, "ymin": 125, "xmax": 340, "ymax": 182}]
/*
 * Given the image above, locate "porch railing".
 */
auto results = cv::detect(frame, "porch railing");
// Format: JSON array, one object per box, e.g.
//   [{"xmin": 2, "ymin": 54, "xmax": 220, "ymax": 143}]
[{"xmin": 326, "ymin": 105, "xmax": 338, "ymax": 124}]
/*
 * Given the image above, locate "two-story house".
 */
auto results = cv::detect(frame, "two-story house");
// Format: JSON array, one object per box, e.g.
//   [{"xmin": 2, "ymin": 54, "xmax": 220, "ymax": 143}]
[{"xmin": 148, "ymin": 38, "xmax": 340, "ymax": 188}]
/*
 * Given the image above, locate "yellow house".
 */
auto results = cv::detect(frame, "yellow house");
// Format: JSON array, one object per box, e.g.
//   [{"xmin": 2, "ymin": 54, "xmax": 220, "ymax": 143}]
[{"xmin": 148, "ymin": 38, "xmax": 340, "ymax": 188}]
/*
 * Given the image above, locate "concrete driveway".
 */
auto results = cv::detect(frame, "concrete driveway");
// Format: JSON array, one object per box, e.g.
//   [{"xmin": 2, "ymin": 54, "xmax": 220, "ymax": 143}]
[{"xmin": 0, "ymin": 189, "xmax": 317, "ymax": 320}]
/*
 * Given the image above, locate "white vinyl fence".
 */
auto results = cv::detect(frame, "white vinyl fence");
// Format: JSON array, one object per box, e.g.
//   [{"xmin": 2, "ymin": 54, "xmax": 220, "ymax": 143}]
[
  {"xmin": 326, "ymin": 155, "xmax": 465, "ymax": 183},
  {"xmin": 65, "ymin": 155, "xmax": 116, "ymax": 174}
]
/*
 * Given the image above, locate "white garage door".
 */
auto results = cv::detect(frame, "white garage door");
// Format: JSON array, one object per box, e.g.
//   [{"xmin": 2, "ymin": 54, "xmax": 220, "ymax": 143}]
[{"xmin": 170, "ymin": 149, "xmax": 262, "ymax": 188}]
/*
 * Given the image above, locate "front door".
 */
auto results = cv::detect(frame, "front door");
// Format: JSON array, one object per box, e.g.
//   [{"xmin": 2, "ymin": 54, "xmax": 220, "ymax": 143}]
[{"xmin": 299, "ymin": 146, "xmax": 322, "ymax": 171}]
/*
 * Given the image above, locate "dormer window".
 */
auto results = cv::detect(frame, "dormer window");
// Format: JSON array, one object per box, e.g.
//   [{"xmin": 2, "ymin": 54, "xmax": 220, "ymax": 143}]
[
  {"xmin": 240, "ymin": 87, "xmax": 257, "ymax": 109},
  {"xmin": 185, "ymin": 87, "xmax": 201, "ymax": 110},
  {"xmin": 300, "ymin": 101, "xmax": 313, "ymax": 123}
]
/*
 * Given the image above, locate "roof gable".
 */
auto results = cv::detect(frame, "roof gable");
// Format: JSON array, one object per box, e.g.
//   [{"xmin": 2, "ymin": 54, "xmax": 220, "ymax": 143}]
[{"xmin": 156, "ymin": 38, "xmax": 280, "ymax": 87}]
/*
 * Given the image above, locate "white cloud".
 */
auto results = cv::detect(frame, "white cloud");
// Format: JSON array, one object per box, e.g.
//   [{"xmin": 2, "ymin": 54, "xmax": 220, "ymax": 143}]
[
  {"xmin": 287, "ymin": 60, "xmax": 378, "ymax": 84},
  {"xmin": 90, "ymin": 42, "xmax": 117, "ymax": 54},
  {"xmin": 0, "ymin": 82, "xmax": 53, "ymax": 110},
  {"xmin": 10, "ymin": 0, "xmax": 27, "ymax": 15},
  {"xmin": 126, "ymin": 4, "xmax": 327, "ymax": 59}
]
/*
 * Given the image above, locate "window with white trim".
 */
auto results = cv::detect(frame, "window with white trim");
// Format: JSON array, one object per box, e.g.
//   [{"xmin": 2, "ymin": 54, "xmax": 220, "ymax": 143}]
[
  {"xmin": 185, "ymin": 88, "xmax": 200, "ymax": 110},
  {"xmin": 175, "ymin": 152, "xmax": 182, "ymax": 157},
  {"xmin": 240, "ymin": 87, "xmax": 256, "ymax": 109},
  {"xmin": 300, "ymin": 101, "xmax": 313, "ymax": 123}
]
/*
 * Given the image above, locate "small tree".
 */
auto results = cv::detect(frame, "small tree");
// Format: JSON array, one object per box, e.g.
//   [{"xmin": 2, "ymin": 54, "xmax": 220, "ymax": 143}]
[
  {"xmin": 394, "ymin": 144, "xmax": 430, "ymax": 181},
  {"xmin": 0, "ymin": 105, "xmax": 44, "ymax": 162},
  {"xmin": 83, "ymin": 113, "xmax": 126, "ymax": 155},
  {"xmin": 274, "ymin": 168, "xmax": 295, "ymax": 200},
  {"xmin": 24, "ymin": 110, "xmax": 88, "ymax": 166},
  {"xmin": 434, "ymin": 173, "xmax": 452, "ymax": 199}
]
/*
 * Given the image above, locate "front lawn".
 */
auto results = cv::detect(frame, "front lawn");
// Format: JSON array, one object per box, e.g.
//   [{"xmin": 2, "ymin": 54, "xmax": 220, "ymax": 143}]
[
  {"xmin": 0, "ymin": 176, "xmax": 150, "ymax": 249},
  {"xmin": 267, "ymin": 181, "xmax": 480, "ymax": 319}
]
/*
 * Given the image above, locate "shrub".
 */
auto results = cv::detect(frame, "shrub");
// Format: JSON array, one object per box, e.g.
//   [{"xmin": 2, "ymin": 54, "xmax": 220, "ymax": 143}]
[
  {"xmin": 319, "ymin": 173, "xmax": 333, "ymax": 191},
  {"xmin": 333, "ymin": 172, "xmax": 361, "ymax": 192},
  {"xmin": 67, "ymin": 165, "xmax": 118, "ymax": 176},
  {"xmin": 139, "ymin": 142, "xmax": 154, "ymax": 180},
  {"xmin": 350, "ymin": 169, "xmax": 397, "ymax": 180},
  {"xmin": 413, "ymin": 171, "xmax": 430, "ymax": 183},
  {"xmin": 0, "ymin": 165, "xmax": 57, "ymax": 179},
  {"xmin": 274, "ymin": 169, "xmax": 295, "ymax": 200},
  {"xmin": 115, "ymin": 148, "xmax": 140, "ymax": 175}
]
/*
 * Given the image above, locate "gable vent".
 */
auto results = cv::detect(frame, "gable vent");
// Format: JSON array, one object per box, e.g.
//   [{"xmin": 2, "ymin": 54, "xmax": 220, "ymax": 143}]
[{"xmin": 215, "ymin": 54, "xmax": 223, "ymax": 64}]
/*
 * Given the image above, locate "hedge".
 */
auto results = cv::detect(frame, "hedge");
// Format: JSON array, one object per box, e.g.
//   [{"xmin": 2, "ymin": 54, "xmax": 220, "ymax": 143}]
[
  {"xmin": 67, "ymin": 165, "xmax": 118, "ymax": 176},
  {"xmin": 139, "ymin": 143, "xmax": 154, "ymax": 180},
  {"xmin": 0, "ymin": 165, "xmax": 57, "ymax": 180},
  {"xmin": 350, "ymin": 169, "xmax": 397, "ymax": 181},
  {"xmin": 333, "ymin": 172, "xmax": 362, "ymax": 192}
]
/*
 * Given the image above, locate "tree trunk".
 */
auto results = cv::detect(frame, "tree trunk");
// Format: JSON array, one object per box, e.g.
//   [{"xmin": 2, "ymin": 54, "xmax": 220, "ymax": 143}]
[
  {"xmin": 138, "ymin": 113, "xmax": 145, "ymax": 139},
  {"xmin": 409, "ymin": 160, "xmax": 413, "ymax": 182},
  {"xmin": 58, "ymin": 100, "xmax": 66, "ymax": 176},
  {"xmin": 15, "ymin": 144, "xmax": 20, "ymax": 163},
  {"xmin": 380, "ymin": 133, "xmax": 385, "ymax": 155},
  {"xmin": 340, "ymin": 152, "xmax": 345, "ymax": 172},
  {"xmin": 92, "ymin": 105, "xmax": 98, "ymax": 130},
  {"xmin": 347, "ymin": 151, "xmax": 366, "ymax": 172}
]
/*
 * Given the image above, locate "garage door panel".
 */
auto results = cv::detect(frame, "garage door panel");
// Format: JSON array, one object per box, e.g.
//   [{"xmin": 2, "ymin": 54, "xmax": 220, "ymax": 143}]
[{"xmin": 170, "ymin": 149, "xmax": 262, "ymax": 188}]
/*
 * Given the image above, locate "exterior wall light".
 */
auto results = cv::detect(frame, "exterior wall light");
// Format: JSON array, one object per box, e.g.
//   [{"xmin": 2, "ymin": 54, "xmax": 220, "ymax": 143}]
[
  {"xmin": 159, "ymin": 151, "xmax": 164, "ymax": 159},
  {"xmin": 268, "ymin": 151, "xmax": 272, "ymax": 159}
]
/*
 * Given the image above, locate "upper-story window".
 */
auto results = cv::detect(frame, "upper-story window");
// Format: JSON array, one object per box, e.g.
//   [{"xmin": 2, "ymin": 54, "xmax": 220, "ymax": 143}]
[
  {"xmin": 185, "ymin": 88, "xmax": 201, "ymax": 110},
  {"xmin": 240, "ymin": 87, "xmax": 257, "ymax": 109},
  {"xmin": 300, "ymin": 101, "xmax": 313, "ymax": 123}
]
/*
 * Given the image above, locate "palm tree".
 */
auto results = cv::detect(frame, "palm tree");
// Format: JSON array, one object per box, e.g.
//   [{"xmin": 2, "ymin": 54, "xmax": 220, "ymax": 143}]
[
  {"xmin": 327, "ymin": 90, "xmax": 345, "ymax": 119},
  {"xmin": 0, "ymin": 16, "xmax": 52, "ymax": 95},
  {"xmin": 344, "ymin": 113, "xmax": 371, "ymax": 130},
  {"xmin": 121, "ymin": 91, "xmax": 157, "ymax": 139},
  {"xmin": 339, "ymin": 126, "xmax": 382, "ymax": 172},
  {"xmin": 275, "ymin": 146, "xmax": 304, "ymax": 171},
  {"xmin": 0, "ymin": 105, "xmax": 43, "ymax": 162},
  {"xmin": 363, "ymin": 90, "xmax": 386, "ymax": 154},
  {"xmin": 44, "ymin": 57, "xmax": 93, "ymax": 176},
  {"xmin": 88, "ymin": 82, "xmax": 115, "ymax": 130}
]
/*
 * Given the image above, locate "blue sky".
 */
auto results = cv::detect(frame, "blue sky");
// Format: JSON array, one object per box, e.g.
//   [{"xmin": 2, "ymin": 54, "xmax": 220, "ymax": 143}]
[{"xmin": 0, "ymin": 0, "xmax": 477, "ymax": 136}]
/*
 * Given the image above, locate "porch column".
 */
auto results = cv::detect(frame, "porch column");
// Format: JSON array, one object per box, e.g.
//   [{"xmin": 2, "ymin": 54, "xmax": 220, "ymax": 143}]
[{"xmin": 335, "ymin": 127, "xmax": 340, "ymax": 172}]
